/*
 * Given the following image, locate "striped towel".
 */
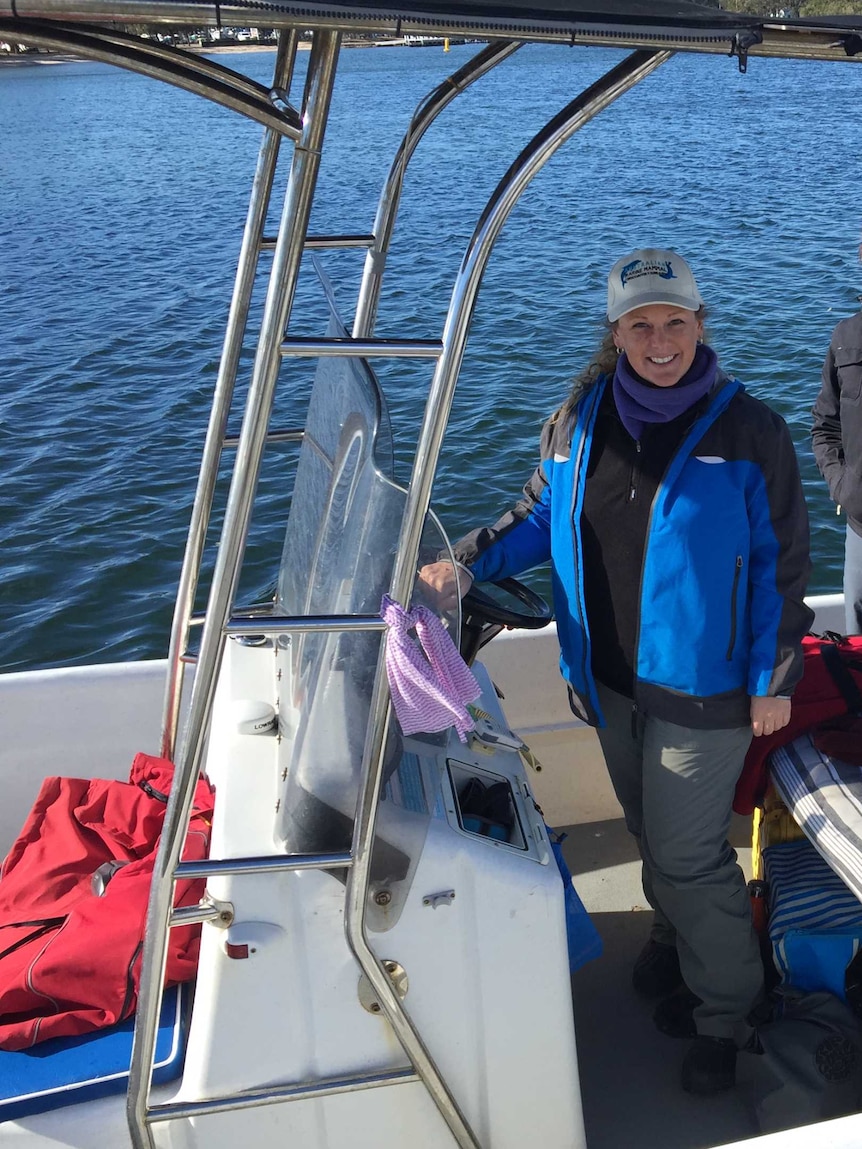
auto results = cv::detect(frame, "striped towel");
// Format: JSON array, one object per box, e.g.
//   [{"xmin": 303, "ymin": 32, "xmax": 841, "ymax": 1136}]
[
  {"xmin": 770, "ymin": 733, "xmax": 862, "ymax": 905},
  {"xmin": 381, "ymin": 594, "xmax": 481, "ymax": 742}
]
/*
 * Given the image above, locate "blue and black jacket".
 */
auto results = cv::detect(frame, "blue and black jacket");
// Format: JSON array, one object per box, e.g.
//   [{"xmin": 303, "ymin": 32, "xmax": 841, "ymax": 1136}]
[{"xmin": 454, "ymin": 372, "xmax": 813, "ymax": 729}]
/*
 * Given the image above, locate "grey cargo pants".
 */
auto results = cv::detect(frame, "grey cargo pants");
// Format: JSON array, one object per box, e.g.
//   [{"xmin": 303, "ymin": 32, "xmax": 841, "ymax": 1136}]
[{"xmin": 595, "ymin": 682, "xmax": 764, "ymax": 1042}]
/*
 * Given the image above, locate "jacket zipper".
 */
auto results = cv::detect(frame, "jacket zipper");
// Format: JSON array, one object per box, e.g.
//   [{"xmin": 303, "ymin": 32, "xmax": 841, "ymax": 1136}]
[
  {"xmin": 726, "ymin": 555, "xmax": 743, "ymax": 660},
  {"xmin": 632, "ymin": 428, "xmax": 677, "ymax": 717},
  {"xmin": 120, "ymin": 940, "xmax": 144, "ymax": 1021},
  {"xmin": 628, "ymin": 440, "xmax": 643, "ymax": 732},
  {"xmin": 631, "ymin": 392, "xmax": 729, "ymax": 711},
  {"xmin": 571, "ymin": 386, "xmax": 604, "ymax": 717},
  {"xmin": 629, "ymin": 440, "xmax": 642, "ymax": 502}
]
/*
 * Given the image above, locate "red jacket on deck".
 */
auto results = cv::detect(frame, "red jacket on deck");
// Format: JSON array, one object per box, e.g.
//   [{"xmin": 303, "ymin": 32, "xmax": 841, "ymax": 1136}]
[
  {"xmin": 733, "ymin": 634, "xmax": 862, "ymax": 815},
  {"xmin": 0, "ymin": 753, "xmax": 214, "ymax": 1050}
]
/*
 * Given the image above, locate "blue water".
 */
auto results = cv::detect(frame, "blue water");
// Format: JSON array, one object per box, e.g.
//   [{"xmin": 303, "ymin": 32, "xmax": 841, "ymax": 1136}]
[{"xmin": 2, "ymin": 43, "xmax": 861, "ymax": 672}]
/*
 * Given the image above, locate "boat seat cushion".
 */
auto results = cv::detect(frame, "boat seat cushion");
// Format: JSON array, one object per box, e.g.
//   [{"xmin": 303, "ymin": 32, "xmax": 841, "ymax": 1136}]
[
  {"xmin": 770, "ymin": 731, "xmax": 862, "ymax": 902},
  {"xmin": 0, "ymin": 983, "xmax": 189, "ymax": 1121}
]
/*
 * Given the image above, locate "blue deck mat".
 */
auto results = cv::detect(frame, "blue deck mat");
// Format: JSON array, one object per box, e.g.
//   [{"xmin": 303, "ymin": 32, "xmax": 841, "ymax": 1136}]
[{"xmin": 0, "ymin": 983, "xmax": 189, "ymax": 1121}]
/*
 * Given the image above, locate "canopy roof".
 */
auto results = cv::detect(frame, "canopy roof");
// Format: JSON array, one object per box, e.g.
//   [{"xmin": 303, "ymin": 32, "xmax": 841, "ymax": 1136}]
[{"xmin": 3, "ymin": 0, "xmax": 862, "ymax": 57}]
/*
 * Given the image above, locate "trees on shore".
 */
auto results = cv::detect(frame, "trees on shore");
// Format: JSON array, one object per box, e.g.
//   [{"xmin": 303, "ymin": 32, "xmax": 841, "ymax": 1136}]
[{"xmin": 721, "ymin": 1, "xmax": 862, "ymax": 12}]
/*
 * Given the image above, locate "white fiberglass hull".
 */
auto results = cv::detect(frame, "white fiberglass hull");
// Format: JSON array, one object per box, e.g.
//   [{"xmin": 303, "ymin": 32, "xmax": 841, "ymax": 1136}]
[{"xmin": 0, "ymin": 593, "xmax": 852, "ymax": 1149}]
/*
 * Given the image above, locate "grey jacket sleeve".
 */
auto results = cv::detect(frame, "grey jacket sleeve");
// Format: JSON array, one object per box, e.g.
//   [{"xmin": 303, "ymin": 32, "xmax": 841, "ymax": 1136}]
[
  {"xmin": 812, "ymin": 333, "xmax": 846, "ymax": 505},
  {"xmin": 811, "ymin": 313, "xmax": 862, "ymax": 520},
  {"xmin": 750, "ymin": 408, "xmax": 814, "ymax": 697}
]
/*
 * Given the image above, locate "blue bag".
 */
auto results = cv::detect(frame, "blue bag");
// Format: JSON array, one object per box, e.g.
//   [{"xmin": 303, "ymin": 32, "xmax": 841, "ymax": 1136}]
[
  {"xmin": 764, "ymin": 840, "xmax": 862, "ymax": 1001},
  {"xmin": 776, "ymin": 932, "xmax": 860, "ymax": 1001},
  {"xmin": 546, "ymin": 825, "xmax": 603, "ymax": 973}
]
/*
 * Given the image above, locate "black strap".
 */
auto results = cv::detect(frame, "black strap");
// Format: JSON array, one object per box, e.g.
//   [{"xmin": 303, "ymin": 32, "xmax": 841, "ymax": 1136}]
[
  {"xmin": 820, "ymin": 642, "xmax": 862, "ymax": 716},
  {"xmin": 0, "ymin": 917, "xmax": 66, "ymax": 963},
  {"xmin": 138, "ymin": 779, "xmax": 169, "ymax": 803}
]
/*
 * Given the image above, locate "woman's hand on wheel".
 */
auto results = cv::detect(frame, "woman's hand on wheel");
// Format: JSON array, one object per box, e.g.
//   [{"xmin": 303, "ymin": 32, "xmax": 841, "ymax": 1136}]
[
  {"xmin": 417, "ymin": 561, "xmax": 472, "ymax": 612},
  {"xmin": 750, "ymin": 695, "xmax": 791, "ymax": 738}
]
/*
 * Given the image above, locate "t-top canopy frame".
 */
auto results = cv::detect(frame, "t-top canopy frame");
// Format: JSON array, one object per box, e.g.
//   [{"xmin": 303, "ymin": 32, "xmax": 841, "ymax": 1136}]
[{"xmin": 2, "ymin": 0, "xmax": 862, "ymax": 67}]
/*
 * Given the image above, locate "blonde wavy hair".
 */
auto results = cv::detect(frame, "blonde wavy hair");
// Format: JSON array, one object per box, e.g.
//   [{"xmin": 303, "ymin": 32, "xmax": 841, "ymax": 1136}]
[{"xmin": 559, "ymin": 305, "xmax": 709, "ymax": 423}]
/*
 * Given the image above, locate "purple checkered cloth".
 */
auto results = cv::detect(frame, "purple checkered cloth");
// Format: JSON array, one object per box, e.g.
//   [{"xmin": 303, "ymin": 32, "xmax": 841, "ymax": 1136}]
[{"xmin": 381, "ymin": 594, "xmax": 481, "ymax": 742}]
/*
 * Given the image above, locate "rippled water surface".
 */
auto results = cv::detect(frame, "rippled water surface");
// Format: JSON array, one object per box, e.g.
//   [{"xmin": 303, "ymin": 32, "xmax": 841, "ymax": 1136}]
[{"xmin": 2, "ymin": 42, "xmax": 861, "ymax": 672}]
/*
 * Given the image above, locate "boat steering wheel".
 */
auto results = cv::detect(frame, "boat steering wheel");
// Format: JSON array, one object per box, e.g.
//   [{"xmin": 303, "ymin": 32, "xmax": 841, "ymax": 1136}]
[{"xmin": 460, "ymin": 577, "xmax": 553, "ymax": 666}]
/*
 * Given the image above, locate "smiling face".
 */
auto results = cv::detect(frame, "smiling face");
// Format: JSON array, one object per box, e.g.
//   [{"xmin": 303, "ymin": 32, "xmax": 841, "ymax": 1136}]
[{"xmin": 613, "ymin": 303, "xmax": 704, "ymax": 388}]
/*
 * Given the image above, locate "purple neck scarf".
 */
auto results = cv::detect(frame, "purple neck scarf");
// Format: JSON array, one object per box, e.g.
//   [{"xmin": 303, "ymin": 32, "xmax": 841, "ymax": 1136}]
[{"xmin": 612, "ymin": 343, "xmax": 718, "ymax": 442}]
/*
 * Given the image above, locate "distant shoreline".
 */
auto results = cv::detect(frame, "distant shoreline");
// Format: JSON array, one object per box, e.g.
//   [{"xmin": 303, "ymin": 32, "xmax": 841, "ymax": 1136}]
[
  {"xmin": 0, "ymin": 51, "xmax": 77, "ymax": 65},
  {"xmin": 0, "ymin": 37, "xmax": 464, "ymax": 65},
  {"xmin": 0, "ymin": 44, "xmax": 305, "ymax": 65}
]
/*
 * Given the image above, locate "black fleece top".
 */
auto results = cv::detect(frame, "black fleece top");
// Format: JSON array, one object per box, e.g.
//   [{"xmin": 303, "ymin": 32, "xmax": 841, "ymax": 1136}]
[{"xmin": 581, "ymin": 384, "xmax": 703, "ymax": 698}]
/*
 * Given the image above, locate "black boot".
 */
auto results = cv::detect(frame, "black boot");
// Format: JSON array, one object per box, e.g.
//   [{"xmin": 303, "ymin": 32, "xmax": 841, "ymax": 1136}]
[
  {"xmin": 632, "ymin": 939, "xmax": 683, "ymax": 997},
  {"xmin": 653, "ymin": 989, "xmax": 701, "ymax": 1039},
  {"xmin": 681, "ymin": 1036, "xmax": 737, "ymax": 1094}
]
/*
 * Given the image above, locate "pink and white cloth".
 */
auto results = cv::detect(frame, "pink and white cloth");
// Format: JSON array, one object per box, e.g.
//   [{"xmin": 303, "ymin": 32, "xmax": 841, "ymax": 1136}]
[{"xmin": 381, "ymin": 594, "xmax": 481, "ymax": 742}]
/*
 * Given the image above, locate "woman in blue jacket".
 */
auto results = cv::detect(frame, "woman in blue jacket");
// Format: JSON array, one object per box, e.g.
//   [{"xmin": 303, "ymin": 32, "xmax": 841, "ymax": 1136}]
[{"xmin": 422, "ymin": 248, "xmax": 813, "ymax": 1096}]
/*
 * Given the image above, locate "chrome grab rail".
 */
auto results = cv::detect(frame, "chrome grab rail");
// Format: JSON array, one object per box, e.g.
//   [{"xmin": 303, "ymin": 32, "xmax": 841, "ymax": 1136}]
[
  {"xmin": 169, "ymin": 902, "xmax": 228, "ymax": 929},
  {"xmin": 262, "ymin": 233, "xmax": 377, "ymax": 250},
  {"xmin": 352, "ymin": 39, "xmax": 521, "ymax": 339},
  {"xmin": 0, "ymin": 19, "xmax": 301, "ymax": 137},
  {"xmin": 225, "ymin": 614, "xmax": 388, "ymax": 637},
  {"xmin": 223, "ymin": 427, "xmax": 304, "ymax": 447},
  {"xmin": 146, "ymin": 1067, "xmax": 419, "ymax": 1124},
  {"xmin": 342, "ymin": 46, "xmax": 674, "ymax": 1149},
  {"xmin": 280, "ymin": 337, "xmax": 443, "ymax": 358},
  {"xmin": 175, "ymin": 852, "xmax": 353, "ymax": 880},
  {"xmin": 129, "ymin": 30, "xmax": 343, "ymax": 1149},
  {"xmin": 159, "ymin": 30, "xmax": 302, "ymax": 763}
]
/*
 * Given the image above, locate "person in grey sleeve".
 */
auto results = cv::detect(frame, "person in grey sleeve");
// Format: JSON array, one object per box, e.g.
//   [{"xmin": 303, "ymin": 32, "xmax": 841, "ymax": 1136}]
[{"xmin": 812, "ymin": 239, "xmax": 862, "ymax": 635}]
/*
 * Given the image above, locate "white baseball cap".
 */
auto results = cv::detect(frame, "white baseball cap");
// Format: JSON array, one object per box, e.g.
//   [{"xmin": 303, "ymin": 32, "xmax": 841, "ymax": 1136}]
[{"xmin": 607, "ymin": 248, "xmax": 704, "ymax": 323}]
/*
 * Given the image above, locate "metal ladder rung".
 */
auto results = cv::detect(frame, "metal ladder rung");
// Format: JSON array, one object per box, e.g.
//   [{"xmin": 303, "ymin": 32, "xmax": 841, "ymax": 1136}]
[
  {"xmin": 186, "ymin": 610, "xmax": 385, "ymax": 640},
  {"xmin": 223, "ymin": 427, "xmax": 304, "ymax": 448},
  {"xmin": 225, "ymin": 613, "xmax": 387, "ymax": 638},
  {"xmin": 261, "ymin": 233, "xmax": 376, "ymax": 250},
  {"xmin": 280, "ymin": 337, "xmax": 443, "ymax": 359},
  {"xmin": 170, "ymin": 902, "xmax": 228, "ymax": 929},
  {"xmin": 174, "ymin": 851, "xmax": 353, "ymax": 882},
  {"xmin": 169, "ymin": 853, "xmax": 354, "ymax": 927},
  {"xmin": 146, "ymin": 1067, "xmax": 419, "ymax": 1123},
  {"xmin": 188, "ymin": 599, "xmax": 276, "ymax": 628}
]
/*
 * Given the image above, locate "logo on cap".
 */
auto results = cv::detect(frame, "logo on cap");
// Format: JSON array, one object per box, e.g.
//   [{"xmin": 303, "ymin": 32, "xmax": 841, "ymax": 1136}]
[{"xmin": 620, "ymin": 258, "xmax": 677, "ymax": 288}]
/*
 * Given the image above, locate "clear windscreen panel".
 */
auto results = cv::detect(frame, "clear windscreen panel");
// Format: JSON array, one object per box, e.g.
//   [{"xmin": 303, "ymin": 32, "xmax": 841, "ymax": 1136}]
[{"xmin": 274, "ymin": 267, "xmax": 457, "ymax": 930}]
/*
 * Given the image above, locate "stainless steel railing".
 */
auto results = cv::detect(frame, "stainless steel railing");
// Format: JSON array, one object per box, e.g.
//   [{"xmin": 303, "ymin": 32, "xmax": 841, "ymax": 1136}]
[
  {"xmin": 129, "ymin": 29, "xmax": 344, "ymax": 1149},
  {"xmin": 129, "ymin": 36, "xmax": 672, "ymax": 1149},
  {"xmin": 159, "ymin": 28, "xmax": 303, "ymax": 761}
]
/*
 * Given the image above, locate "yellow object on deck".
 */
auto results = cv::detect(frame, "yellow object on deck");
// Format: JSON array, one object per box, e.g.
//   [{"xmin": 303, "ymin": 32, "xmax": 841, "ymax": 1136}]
[{"xmin": 751, "ymin": 784, "xmax": 806, "ymax": 880}]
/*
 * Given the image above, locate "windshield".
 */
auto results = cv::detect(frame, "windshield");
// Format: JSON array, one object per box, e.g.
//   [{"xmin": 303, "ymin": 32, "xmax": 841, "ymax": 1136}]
[{"xmin": 274, "ymin": 264, "xmax": 457, "ymax": 929}]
